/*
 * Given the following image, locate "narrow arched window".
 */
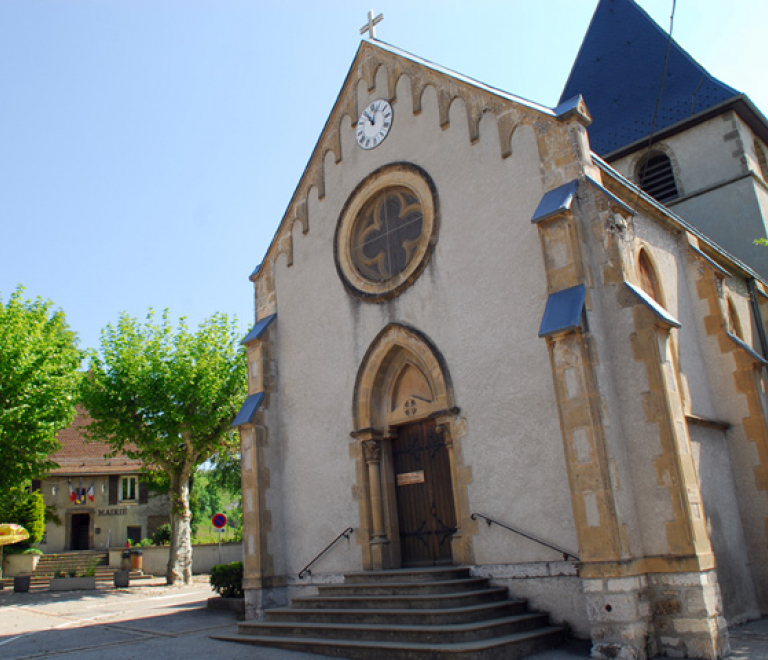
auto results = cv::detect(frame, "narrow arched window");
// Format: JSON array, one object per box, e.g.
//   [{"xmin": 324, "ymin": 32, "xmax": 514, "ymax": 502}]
[
  {"xmin": 727, "ymin": 298, "xmax": 744, "ymax": 339},
  {"xmin": 754, "ymin": 138, "xmax": 768, "ymax": 182},
  {"xmin": 637, "ymin": 152, "xmax": 679, "ymax": 203},
  {"xmin": 638, "ymin": 249, "xmax": 662, "ymax": 305}
]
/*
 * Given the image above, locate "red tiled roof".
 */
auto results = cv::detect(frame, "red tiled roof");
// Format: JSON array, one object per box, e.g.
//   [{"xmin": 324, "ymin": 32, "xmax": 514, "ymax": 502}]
[{"xmin": 47, "ymin": 407, "xmax": 144, "ymax": 476}]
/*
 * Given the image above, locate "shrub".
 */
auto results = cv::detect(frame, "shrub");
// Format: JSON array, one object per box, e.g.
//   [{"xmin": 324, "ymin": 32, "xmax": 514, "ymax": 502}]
[
  {"xmin": 0, "ymin": 487, "xmax": 46, "ymax": 553},
  {"xmin": 210, "ymin": 561, "xmax": 243, "ymax": 598},
  {"xmin": 138, "ymin": 538, "xmax": 154, "ymax": 547},
  {"xmin": 152, "ymin": 523, "xmax": 171, "ymax": 546},
  {"xmin": 82, "ymin": 556, "xmax": 101, "ymax": 577}
]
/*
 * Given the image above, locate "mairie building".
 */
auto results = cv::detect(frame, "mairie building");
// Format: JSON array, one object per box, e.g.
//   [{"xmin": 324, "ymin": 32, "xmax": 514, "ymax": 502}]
[{"xmin": 35, "ymin": 407, "xmax": 170, "ymax": 553}]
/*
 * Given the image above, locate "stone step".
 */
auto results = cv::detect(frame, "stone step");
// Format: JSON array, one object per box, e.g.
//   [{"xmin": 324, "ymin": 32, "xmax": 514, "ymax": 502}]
[
  {"xmin": 37, "ymin": 557, "xmax": 108, "ymax": 564},
  {"xmin": 215, "ymin": 627, "xmax": 564, "ymax": 660},
  {"xmin": 220, "ymin": 566, "xmax": 565, "ymax": 659},
  {"xmin": 343, "ymin": 567, "xmax": 472, "ymax": 584},
  {"xmin": 265, "ymin": 599, "xmax": 529, "ymax": 626},
  {"xmin": 38, "ymin": 552, "xmax": 107, "ymax": 562},
  {"xmin": 36, "ymin": 561, "xmax": 107, "ymax": 571},
  {"xmin": 36, "ymin": 570, "xmax": 115, "ymax": 579},
  {"xmin": 290, "ymin": 587, "xmax": 508, "ymax": 610},
  {"xmin": 317, "ymin": 577, "xmax": 490, "ymax": 596},
  {"xmin": 36, "ymin": 553, "xmax": 109, "ymax": 572},
  {"xmin": 239, "ymin": 612, "xmax": 550, "ymax": 644}
]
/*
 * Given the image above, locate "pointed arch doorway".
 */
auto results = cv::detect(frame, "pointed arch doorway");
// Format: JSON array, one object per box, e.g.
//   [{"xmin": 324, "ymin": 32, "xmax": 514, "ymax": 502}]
[{"xmin": 352, "ymin": 324, "xmax": 468, "ymax": 569}]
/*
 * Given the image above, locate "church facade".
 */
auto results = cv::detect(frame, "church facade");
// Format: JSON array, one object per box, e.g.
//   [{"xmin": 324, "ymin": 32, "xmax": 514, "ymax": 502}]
[{"xmin": 234, "ymin": 5, "xmax": 768, "ymax": 659}]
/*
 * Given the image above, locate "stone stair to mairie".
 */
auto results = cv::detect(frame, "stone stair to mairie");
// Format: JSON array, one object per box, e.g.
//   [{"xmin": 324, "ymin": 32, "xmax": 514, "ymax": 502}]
[
  {"xmin": 215, "ymin": 566, "xmax": 565, "ymax": 660},
  {"xmin": 1, "ymin": 551, "xmax": 149, "ymax": 591}
]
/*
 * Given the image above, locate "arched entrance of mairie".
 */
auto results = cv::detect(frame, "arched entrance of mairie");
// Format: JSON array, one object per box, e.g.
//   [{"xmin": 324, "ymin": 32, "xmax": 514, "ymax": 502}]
[{"xmin": 351, "ymin": 323, "xmax": 472, "ymax": 570}]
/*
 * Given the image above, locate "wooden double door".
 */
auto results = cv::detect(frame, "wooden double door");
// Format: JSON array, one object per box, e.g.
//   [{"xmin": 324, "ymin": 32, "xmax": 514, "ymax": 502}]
[{"xmin": 393, "ymin": 419, "xmax": 457, "ymax": 566}]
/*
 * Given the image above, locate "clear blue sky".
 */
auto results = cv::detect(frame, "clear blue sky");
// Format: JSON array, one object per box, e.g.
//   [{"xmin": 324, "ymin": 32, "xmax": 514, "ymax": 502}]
[{"xmin": 1, "ymin": 1, "xmax": 765, "ymax": 353}]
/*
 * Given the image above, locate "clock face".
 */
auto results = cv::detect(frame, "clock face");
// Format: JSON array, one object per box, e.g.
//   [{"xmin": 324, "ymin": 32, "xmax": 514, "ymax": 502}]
[{"xmin": 356, "ymin": 99, "xmax": 393, "ymax": 150}]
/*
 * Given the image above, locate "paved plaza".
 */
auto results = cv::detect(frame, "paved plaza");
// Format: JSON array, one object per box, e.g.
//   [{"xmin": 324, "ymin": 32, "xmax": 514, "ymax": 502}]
[{"xmin": 0, "ymin": 576, "xmax": 766, "ymax": 659}]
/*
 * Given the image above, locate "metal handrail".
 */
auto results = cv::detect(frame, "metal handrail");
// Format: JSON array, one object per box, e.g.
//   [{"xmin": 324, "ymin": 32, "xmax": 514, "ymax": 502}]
[
  {"xmin": 298, "ymin": 527, "xmax": 355, "ymax": 579},
  {"xmin": 470, "ymin": 513, "xmax": 579, "ymax": 561}
]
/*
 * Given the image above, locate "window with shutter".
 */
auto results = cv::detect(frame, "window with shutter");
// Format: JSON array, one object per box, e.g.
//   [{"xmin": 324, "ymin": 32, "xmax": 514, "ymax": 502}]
[
  {"xmin": 120, "ymin": 476, "xmax": 138, "ymax": 502},
  {"xmin": 109, "ymin": 475, "xmax": 118, "ymax": 505}
]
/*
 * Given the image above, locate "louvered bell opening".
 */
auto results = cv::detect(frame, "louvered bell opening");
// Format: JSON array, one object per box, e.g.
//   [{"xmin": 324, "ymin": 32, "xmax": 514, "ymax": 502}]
[{"xmin": 638, "ymin": 154, "xmax": 678, "ymax": 203}]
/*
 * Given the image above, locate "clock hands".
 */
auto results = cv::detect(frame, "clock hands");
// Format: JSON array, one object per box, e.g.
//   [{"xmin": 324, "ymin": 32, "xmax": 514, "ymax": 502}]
[{"xmin": 357, "ymin": 99, "xmax": 392, "ymax": 149}]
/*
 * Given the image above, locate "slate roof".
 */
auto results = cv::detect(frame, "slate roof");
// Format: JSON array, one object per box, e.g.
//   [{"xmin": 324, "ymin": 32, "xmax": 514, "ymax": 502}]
[
  {"xmin": 560, "ymin": 0, "xmax": 739, "ymax": 156},
  {"xmin": 46, "ymin": 407, "xmax": 143, "ymax": 476}
]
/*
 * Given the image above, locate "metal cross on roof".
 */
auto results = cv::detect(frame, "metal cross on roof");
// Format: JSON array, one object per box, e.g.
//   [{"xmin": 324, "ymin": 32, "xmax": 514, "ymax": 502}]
[{"xmin": 360, "ymin": 10, "xmax": 383, "ymax": 40}]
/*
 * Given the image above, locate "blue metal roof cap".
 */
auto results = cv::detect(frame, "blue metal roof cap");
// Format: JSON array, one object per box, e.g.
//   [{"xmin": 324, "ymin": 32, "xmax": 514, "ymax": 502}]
[
  {"xmin": 231, "ymin": 392, "xmax": 265, "ymax": 428},
  {"xmin": 531, "ymin": 180, "xmax": 579, "ymax": 224},
  {"xmin": 624, "ymin": 281, "xmax": 681, "ymax": 328},
  {"xmin": 554, "ymin": 95, "xmax": 587, "ymax": 120},
  {"xmin": 538, "ymin": 284, "xmax": 587, "ymax": 337},
  {"xmin": 688, "ymin": 244, "xmax": 732, "ymax": 279},
  {"xmin": 727, "ymin": 333, "xmax": 768, "ymax": 366},
  {"xmin": 241, "ymin": 314, "xmax": 276, "ymax": 346},
  {"xmin": 560, "ymin": 0, "xmax": 739, "ymax": 155},
  {"xmin": 585, "ymin": 175, "xmax": 634, "ymax": 215}
]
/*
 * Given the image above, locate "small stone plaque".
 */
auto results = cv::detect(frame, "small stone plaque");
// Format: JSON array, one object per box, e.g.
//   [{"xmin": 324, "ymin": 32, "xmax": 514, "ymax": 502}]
[{"xmin": 397, "ymin": 470, "xmax": 425, "ymax": 486}]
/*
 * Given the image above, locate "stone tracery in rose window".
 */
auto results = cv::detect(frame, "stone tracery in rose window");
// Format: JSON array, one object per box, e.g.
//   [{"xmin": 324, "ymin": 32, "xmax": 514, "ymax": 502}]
[
  {"xmin": 351, "ymin": 187, "xmax": 424, "ymax": 283},
  {"xmin": 335, "ymin": 162, "xmax": 438, "ymax": 301}
]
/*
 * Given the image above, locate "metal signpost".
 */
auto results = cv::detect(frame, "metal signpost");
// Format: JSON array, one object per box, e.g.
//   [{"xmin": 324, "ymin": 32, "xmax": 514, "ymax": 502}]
[{"xmin": 212, "ymin": 512, "xmax": 227, "ymax": 565}]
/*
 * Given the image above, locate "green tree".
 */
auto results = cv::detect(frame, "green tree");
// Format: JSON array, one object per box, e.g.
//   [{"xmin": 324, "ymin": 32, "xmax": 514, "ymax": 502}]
[
  {"xmin": 79, "ymin": 310, "xmax": 247, "ymax": 585},
  {"xmin": 190, "ymin": 471, "xmax": 222, "ymax": 537},
  {"xmin": 207, "ymin": 448, "xmax": 242, "ymax": 540},
  {"xmin": 0, "ymin": 487, "xmax": 46, "ymax": 551},
  {"xmin": 208, "ymin": 447, "xmax": 242, "ymax": 495},
  {"xmin": 0, "ymin": 287, "xmax": 81, "ymax": 492}
]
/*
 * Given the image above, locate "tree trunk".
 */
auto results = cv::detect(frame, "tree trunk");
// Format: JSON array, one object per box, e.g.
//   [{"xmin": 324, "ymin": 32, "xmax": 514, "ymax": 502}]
[{"xmin": 166, "ymin": 468, "xmax": 193, "ymax": 585}]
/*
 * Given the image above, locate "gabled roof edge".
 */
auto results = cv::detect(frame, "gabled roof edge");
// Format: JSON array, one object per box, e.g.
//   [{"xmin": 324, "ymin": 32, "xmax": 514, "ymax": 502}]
[{"xmin": 251, "ymin": 40, "xmax": 575, "ymax": 284}]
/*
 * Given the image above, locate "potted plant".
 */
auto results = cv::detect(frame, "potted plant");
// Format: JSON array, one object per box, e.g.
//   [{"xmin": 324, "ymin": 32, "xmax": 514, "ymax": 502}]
[
  {"xmin": 3, "ymin": 547, "xmax": 42, "ymax": 577},
  {"xmin": 49, "ymin": 557, "xmax": 100, "ymax": 591}
]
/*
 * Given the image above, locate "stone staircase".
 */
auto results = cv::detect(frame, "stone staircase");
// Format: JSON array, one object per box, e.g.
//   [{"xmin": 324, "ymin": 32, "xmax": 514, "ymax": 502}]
[
  {"xmin": 215, "ymin": 566, "xmax": 564, "ymax": 659},
  {"xmin": 1, "ymin": 551, "xmax": 150, "ymax": 591},
  {"xmin": 37, "ymin": 550, "xmax": 109, "ymax": 576}
]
